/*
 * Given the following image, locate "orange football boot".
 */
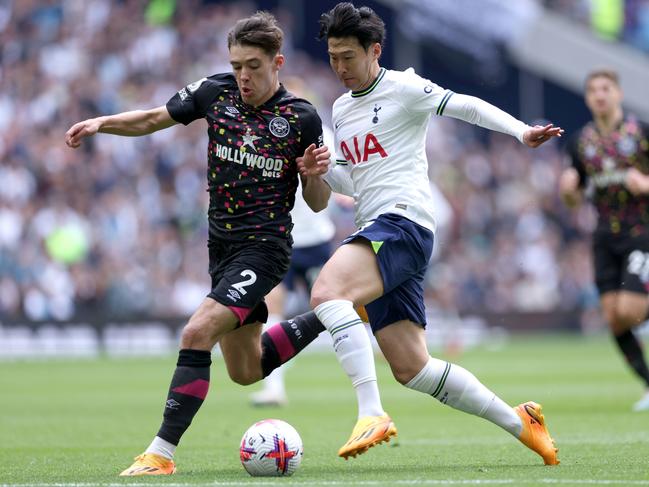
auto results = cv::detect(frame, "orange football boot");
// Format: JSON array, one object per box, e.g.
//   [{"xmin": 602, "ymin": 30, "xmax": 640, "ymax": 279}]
[
  {"xmin": 338, "ymin": 414, "xmax": 397, "ymax": 459},
  {"xmin": 119, "ymin": 453, "xmax": 176, "ymax": 476},
  {"xmin": 514, "ymin": 401, "xmax": 559, "ymax": 465}
]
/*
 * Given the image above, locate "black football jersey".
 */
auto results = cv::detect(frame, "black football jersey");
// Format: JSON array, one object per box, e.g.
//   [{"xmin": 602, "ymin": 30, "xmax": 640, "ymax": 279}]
[
  {"xmin": 166, "ymin": 73, "xmax": 323, "ymax": 243},
  {"xmin": 568, "ymin": 116, "xmax": 649, "ymax": 235}
]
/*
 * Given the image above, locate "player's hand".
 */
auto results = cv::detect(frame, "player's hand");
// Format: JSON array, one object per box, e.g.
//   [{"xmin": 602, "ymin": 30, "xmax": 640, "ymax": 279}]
[
  {"xmin": 558, "ymin": 168, "xmax": 582, "ymax": 207},
  {"xmin": 65, "ymin": 118, "xmax": 102, "ymax": 148},
  {"xmin": 297, "ymin": 143, "xmax": 330, "ymax": 176},
  {"xmin": 522, "ymin": 123, "xmax": 564, "ymax": 148},
  {"xmin": 559, "ymin": 168, "xmax": 579, "ymax": 194},
  {"xmin": 625, "ymin": 168, "xmax": 649, "ymax": 196}
]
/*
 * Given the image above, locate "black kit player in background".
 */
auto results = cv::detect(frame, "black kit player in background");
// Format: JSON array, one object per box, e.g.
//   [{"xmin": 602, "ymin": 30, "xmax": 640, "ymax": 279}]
[
  {"xmin": 65, "ymin": 12, "xmax": 333, "ymax": 476},
  {"xmin": 560, "ymin": 69, "xmax": 649, "ymax": 412}
]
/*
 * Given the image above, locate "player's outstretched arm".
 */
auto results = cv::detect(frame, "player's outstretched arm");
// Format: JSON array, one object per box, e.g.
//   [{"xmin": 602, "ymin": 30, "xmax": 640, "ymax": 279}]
[
  {"xmin": 442, "ymin": 94, "xmax": 563, "ymax": 147},
  {"xmin": 65, "ymin": 105, "xmax": 177, "ymax": 148},
  {"xmin": 298, "ymin": 143, "xmax": 331, "ymax": 212}
]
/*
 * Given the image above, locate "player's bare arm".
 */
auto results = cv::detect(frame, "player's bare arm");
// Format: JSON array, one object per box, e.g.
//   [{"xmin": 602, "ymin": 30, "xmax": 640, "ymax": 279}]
[
  {"xmin": 65, "ymin": 105, "xmax": 177, "ymax": 148},
  {"xmin": 298, "ymin": 143, "xmax": 332, "ymax": 212},
  {"xmin": 559, "ymin": 167, "xmax": 583, "ymax": 208}
]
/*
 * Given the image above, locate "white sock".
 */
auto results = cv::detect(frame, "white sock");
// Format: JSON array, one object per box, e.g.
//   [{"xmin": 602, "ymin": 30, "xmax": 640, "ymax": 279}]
[
  {"xmin": 263, "ymin": 367, "xmax": 286, "ymax": 394},
  {"xmin": 145, "ymin": 436, "xmax": 176, "ymax": 460},
  {"xmin": 405, "ymin": 357, "xmax": 522, "ymax": 436},
  {"xmin": 261, "ymin": 314, "xmax": 286, "ymax": 394},
  {"xmin": 314, "ymin": 299, "xmax": 384, "ymax": 418}
]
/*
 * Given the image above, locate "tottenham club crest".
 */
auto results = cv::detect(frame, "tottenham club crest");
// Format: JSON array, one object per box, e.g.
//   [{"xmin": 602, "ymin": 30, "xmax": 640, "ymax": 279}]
[{"xmin": 269, "ymin": 117, "xmax": 290, "ymax": 138}]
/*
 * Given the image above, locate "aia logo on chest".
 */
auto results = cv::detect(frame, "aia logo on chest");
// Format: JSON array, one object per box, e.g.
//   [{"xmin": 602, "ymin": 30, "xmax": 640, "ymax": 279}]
[{"xmin": 340, "ymin": 133, "xmax": 387, "ymax": 165}]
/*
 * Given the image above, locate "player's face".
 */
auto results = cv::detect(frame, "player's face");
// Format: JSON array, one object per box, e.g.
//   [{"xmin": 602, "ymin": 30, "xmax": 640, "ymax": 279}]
[
  {"xmin": 327, "ymin": 37, "xmax": 381, "ymax": 91},
  {"xmin": 230, "ymin": 44, "xmax": 284, "ymax": 107},
  {"xmin": 585, "ymin": 76, "xmax": 622, "ymax": 118}
]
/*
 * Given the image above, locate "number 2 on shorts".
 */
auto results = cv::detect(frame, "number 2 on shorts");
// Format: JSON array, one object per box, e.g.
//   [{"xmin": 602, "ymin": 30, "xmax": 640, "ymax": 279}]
[{"xmin": 231, "ymin": 270, "xmax": 257, "ymax": 295}]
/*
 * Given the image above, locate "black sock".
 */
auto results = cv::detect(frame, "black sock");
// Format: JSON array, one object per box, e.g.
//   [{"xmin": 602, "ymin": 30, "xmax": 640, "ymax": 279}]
[
  {"xmin": 614, "ymin": 330, "xmax": 649, "ymax": 387},
  {"xmin": 260, "ymin": 311, "xmax": 325, "ymax": 378},
  {"xmin": 156, "ymin": 349, "xmax": 212, "ymax": 445}
]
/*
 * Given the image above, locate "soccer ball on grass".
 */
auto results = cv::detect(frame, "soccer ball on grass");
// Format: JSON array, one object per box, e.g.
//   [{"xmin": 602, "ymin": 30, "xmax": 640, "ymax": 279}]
[{"xmin": 239, "ymin": 419, "xmax": 303, "ymax": 476}]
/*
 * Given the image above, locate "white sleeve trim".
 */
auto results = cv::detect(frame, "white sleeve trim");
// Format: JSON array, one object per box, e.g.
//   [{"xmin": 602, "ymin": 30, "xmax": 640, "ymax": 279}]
[{"xmin": 442, "ymin": 93, "xmax": 530, "ymax": 144}]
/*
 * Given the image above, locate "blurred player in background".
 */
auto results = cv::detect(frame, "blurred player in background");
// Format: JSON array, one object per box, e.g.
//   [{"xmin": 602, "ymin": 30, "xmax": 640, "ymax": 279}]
[
  {"xmin": 250, "ymin": 77, "xmax": 338, "ymax": 407},
  {"xmin": 559, "ymin": 69, "xmax": 649, "ymax": 412},
  {"xmin": 300, "ymin": 2, "xmax": 563, "ymax": 463},
  {"xmin": 65, "ymin": 12, "xmax": 332, "ymax": 476}
]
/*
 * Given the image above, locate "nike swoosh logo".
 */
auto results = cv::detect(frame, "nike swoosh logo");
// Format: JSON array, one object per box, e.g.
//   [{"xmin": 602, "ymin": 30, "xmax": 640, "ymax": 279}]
[
  {"xmin": 335, "ymin": 119, "xmax": 345, "ymax": 129},
  {"xmin": 524, "ymin": 404, "xmax": 540, "ymax": 424}
]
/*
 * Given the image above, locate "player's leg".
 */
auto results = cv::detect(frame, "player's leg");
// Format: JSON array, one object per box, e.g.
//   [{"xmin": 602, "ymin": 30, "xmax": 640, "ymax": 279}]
[
  {"xmin": 597, "ymin": 236, "xmax": 649, "ymax": 410},
  {"xmin": 120, "ymin": 297, "xmax": 240, "ymax": 476},
  {"xmin": 251, "ymin": 241, "xmax": 333, "ymax": 404},
  {"xmin": 376, "ymin": 320, "xmax": 518, "ymax": 427},
  {"xmin": 311, "ymin": 239, "xmax": 385, "ymax": 409},
  {"xmin": 220, "ymin": 319, "xmax": 264, "ymax": 386},
  {"xmin": 310, "ymin": 239, "xmax": 396, "ymax": 459},
  {"xmin": 374, "ymin": 317, "xmax": 558, "ymax": 465},
  {"xmin": 250, "ymin": 283, "xmax": 289, "ymax": 406},
  {"xmin": 312, "ymin": 215, "xmax": 435, "ymax": 458},
  {"xmin": 258, "ymin": 310, "xmax": 326, "ymax": 375},
  {"xmin": 121, "ymin": 240, "xmax": 289, "ymax": 476},
  {"xmin": 212, "ymin": 241, "xmax": 329, "ymax": 387},
  {"xmin": 220, "ymin": 309, "xmax": 327, "ymax": 386},
  {"xmin": 604, "ymin": 290, "xmax": 649, "ymax": 410}
]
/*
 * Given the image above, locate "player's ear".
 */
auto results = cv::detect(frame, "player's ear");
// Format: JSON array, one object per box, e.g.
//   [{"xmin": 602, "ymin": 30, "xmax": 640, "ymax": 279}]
[
  {"xmin": 371, "ymin": 43, "xmax": 381, "ymax": 61},
  {"xmin": 274, "ymin": 54, "xmax": 285, "ymax": 71}
]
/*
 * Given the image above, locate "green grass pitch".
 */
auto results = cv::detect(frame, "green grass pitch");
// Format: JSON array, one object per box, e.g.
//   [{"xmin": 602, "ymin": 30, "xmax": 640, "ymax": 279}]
[{"xmin": 2, "ymin": 334, "xmax": 649, "ymax": 486}]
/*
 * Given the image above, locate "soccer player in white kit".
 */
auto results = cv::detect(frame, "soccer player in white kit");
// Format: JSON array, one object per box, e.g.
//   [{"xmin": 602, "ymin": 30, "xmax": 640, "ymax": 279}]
[{"xmin": 302, "ymin": 2, "xmax": 563, "ymax": 464}]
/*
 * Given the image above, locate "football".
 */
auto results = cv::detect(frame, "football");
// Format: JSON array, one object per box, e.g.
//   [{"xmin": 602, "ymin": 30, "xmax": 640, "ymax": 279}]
[{"xmin": 239, "ymin": 419, "xmax": 303, "ymax": 476}]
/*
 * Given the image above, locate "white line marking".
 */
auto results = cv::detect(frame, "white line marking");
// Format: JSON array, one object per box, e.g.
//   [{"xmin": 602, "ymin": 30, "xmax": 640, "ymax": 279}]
[{"xmin": 4, "ymin": 479, "xmax": 648, "ymax": 486}]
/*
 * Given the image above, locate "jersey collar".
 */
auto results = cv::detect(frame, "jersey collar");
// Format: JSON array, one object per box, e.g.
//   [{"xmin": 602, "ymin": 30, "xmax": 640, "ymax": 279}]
[
  {"xmin": 351, "ymin": 68, "xmax": 386, "ymax": 98},
  {"xmin": 262, "ymin": 84, "xmax": 288, "ymax": 108}
]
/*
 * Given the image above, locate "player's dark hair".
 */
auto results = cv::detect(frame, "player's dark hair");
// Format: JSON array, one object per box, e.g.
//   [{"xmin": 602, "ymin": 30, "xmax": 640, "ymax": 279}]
[
  {"xmin": 318, "ymin": 2, "xmax": 385, "ymax": 50},
  {"xmin": 227, "ymin": 11, "xmax": 284, "ymax": 56},
  {"xmin": 585, "ymin": 69, "xmax": 620, "ymax": 88}
]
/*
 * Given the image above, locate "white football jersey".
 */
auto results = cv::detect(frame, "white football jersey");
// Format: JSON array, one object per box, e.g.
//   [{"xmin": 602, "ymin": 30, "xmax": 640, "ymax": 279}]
[
  {"xmin": 324, "ymin": 67, "xmax": 531, "ymax": 234},
  {"xmin": 325, "ymin": 67, "xmax": 456, "ymax": 233},
  {"xmin": 291, "ymin": 125, "xmax": 336, "ymax": 248}
]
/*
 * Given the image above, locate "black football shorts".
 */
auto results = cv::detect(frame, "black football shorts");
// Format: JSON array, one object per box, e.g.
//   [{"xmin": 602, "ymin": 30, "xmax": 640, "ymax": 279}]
[
  {"xmin": 207, "ymin": 238, "xmax": 291, "ymax": 325},
  {"xmin": 593, "ymin": 231, "xmax": 649, "ymax": 295}
]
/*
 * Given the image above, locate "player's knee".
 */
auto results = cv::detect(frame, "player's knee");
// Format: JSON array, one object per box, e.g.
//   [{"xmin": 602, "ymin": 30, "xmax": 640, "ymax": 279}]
[
  {"xmin": 391, "ymin": 364, "xmax": 420, "ymax": 385},
  {"xmin": 310, "ymin": 281, "xmax": 341, "ymax": 309},
  {"xmin": 613, "ymin": 308, "xmax": 644, "ymax": 329},
  {"xmin": 180, "ymin": 324, "xmax": 211, "ymax": 347},
  {"xmin": 227, "ymin": 367, "xmax": 260, "ymax": 386},
  {"xmin": 310, "ymin": 287, "xmax": 329, "ymax": 309}
]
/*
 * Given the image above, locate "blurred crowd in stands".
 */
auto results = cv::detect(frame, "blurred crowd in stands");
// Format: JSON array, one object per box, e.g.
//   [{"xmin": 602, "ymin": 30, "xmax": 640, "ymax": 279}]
[
  {"xmin": 545, "ymin": 0, "xmax": 649, "ymax": 51},
  {"xmin": 0, "ymin": 1, "xmax": 607, "ymax": 328}
]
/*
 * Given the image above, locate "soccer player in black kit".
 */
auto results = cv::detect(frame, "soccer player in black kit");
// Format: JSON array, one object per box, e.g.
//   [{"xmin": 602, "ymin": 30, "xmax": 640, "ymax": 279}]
[
  {"xmin": 560, "ymin": 69, "xmax": 649, "ymax": 412},
  {"xmin": 65, "ymin": 12, "xmax": 332, "ymax": 475}
]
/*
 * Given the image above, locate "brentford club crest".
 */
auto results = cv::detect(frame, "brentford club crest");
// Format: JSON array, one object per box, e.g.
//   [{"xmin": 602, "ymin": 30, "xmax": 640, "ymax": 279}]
[{"xmin": 269, "ymin": 117, "xmax": 290, "ymax": 137}]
